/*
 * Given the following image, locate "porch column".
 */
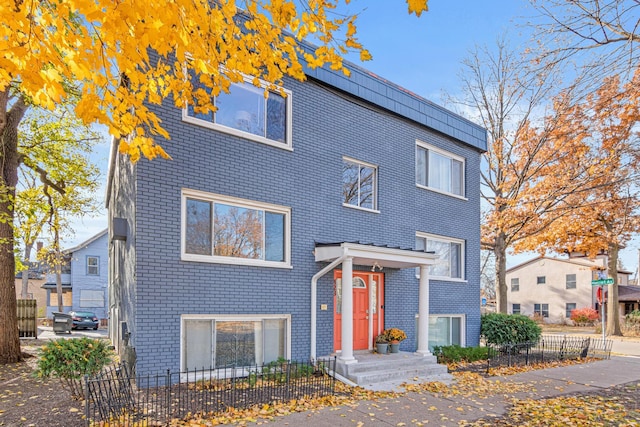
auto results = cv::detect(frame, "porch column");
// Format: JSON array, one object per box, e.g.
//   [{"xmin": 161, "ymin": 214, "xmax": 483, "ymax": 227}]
[
  {"xmin": 340, "ymin": 256, "xmax": 356, "ymax": 363},
  {"xmin": 416, "ymin": 264, "xmax": 431, "ymax": 356}
]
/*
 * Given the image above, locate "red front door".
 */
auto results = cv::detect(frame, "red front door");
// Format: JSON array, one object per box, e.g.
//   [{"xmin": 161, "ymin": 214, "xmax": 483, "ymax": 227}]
[{"xmin": 334, "ymin": 271, "xmax": 385, "ymax": 351}]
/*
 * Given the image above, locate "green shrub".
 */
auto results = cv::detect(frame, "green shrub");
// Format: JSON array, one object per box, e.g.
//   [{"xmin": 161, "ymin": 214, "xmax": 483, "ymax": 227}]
[
  {"xmin": 481, "ymin": 313, "xmax": 541, "ymax": 345},
  {"xmin": 433, "ymin": 345, "xmax": 489, "ymax": 364},
  {"xmin": 35, "ymin": 338, "xmax": 113, "ymax": 399}
]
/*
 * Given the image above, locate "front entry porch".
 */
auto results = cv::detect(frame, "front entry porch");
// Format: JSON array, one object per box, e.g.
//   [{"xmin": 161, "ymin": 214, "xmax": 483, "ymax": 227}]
[
  {"xmin": 311, "ymin": 242, "xmax": 442, "ymax": 369},
  {"xmin": 334, "ymin": 350, "xmax": 451, "ymax": 391}
]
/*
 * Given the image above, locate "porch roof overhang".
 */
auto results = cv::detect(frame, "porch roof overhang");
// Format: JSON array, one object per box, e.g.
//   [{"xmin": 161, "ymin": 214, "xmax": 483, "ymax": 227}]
[{"xmin": 314, "ymin": 241, "xmax": 438, "ymax": 269}]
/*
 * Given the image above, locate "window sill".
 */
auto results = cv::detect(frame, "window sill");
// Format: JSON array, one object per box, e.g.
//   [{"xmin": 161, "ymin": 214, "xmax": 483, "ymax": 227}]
[
  {"xmin": 181, "ymin": 254, "xmax": 293, "ymax": 269},
  {"xmin": 416, "ymin": 275, "xmax": 467, "ymax": 283},
  {"xmin": 415, "ymin": 184, "xmax": 468, "ymax": 201},
  {"xmin": 182, "ymin": 114, "xmax": 293, "ymax": 151},
  {"xmin": 342, "ymin": 203, "xmax": 380, "ymax": 214}
]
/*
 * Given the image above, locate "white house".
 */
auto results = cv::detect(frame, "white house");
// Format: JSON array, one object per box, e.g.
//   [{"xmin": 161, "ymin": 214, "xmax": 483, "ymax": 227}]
[{"xmin": 506, "ymin": 254, "xmax": 632, "ymax": 323}]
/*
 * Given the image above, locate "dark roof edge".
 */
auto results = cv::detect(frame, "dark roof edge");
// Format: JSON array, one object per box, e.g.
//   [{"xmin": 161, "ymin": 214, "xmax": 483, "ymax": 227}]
[{"xmin": 299, "ymin": 42, "xmax": 488, "ymax": 152}]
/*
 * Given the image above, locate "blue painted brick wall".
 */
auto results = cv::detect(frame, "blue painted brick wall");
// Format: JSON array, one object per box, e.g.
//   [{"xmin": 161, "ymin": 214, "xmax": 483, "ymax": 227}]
[{"xmin": 112, "ymin": 67, "xmax": 483, "ymax": 374}]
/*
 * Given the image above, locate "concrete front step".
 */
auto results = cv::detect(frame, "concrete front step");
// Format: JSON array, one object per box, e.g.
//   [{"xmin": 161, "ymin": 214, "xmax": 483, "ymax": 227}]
[{"xmin": 334, "ymin": 351, "xmax": 452, "ymax": 390}]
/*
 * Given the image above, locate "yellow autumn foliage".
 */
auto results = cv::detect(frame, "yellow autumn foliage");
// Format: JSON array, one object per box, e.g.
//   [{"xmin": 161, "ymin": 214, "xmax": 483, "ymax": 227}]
[{"xmin": 1, "ymin": 0, "xmax": 429, "ymax": 162}]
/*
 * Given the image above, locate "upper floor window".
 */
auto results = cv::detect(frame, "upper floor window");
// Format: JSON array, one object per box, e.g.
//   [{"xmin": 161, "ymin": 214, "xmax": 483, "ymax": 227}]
[
  {"xmin": 87, "ymin": 256, "xmax": 99, "ymax": 276},
  {"xmin": 342, "ymin": 157, "xmax": 378, "ymax": 211},
  {"xmin": 566, "ymin": 274, "xmax": 577, "ymax": 289},
  {"xmin": 416, "ymin": 233, "xmax": 464, "ymax": 280},
  {"xmin": 537, "ymin": 276, "xmax": 546, "ymax": 285},
  {"xmin": 510, "ymin": 278, "xmax": 520, "ymax": 292},
  {"xmin": 415, "ymin": 141, "xmax": 465, "ymax": 197},
  {"xmin": 181, "ymin": 189, "xmax": 290, "ymax": 268},
  {"xmin": 184, "ymin": 77, "xmax": 293, "ymax": 150}
]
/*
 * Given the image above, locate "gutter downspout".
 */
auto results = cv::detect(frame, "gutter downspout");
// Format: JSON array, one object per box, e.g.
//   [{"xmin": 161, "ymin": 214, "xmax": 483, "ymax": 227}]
[{"xmin": 311, "ymin": 253, "xmax": 347, "ymax": 361}]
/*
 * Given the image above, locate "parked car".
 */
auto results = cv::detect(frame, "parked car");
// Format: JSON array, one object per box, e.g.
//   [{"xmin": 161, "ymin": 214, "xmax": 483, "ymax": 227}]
[{"xmin": 68, "ymin": 311, "xmax": 99, "ymax": 330}]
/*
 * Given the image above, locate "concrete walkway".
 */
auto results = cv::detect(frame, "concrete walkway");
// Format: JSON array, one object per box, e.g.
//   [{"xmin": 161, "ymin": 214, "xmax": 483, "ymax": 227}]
[
  {"xmin": 31, "ymin": 325, "xmax": 109, "ymax": 340},
  {"xmin": 246, "ymin": 354, "xmax": 640, "ymax": 426}
]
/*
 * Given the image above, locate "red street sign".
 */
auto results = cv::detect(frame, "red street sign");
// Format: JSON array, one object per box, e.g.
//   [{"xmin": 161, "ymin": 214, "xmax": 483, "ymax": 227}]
[{"xmin": 596, "ymin": 286, "xmax": 606, "ymax": 303}]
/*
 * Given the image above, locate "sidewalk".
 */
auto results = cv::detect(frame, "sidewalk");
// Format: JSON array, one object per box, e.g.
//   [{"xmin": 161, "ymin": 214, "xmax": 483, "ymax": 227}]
[{"xmin": 246, "ymin": 355, "xmax": 640, "ymax": 426}]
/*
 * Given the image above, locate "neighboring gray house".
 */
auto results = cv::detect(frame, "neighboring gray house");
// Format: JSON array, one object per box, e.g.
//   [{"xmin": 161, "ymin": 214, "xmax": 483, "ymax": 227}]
[
  {"xmin": 43, "ymin": 230, "xmax": 109, "ymax": 321},
  {"xmin": 107, "ymin": 50, "xmax": 487, "ymax": 384}
]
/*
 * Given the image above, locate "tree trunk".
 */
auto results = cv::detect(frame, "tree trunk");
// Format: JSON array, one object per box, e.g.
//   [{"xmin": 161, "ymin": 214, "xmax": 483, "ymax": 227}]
[
  {"xmin": 494, "ymin": 232, "xmax": 508, "ymax": 313},
  {"xmin": 0, "ymin": 91, "xmax": 27, "ymax": 364},
  {"xmin": 20, "ymin": 243, "xmax": 33, "ymax": 299},
  {"xmin": 606, "ymin": 243, "xmax": 622, "ymax": 336},
  {"xmin": 54, "ymin": 227, "xmax": 63, "ymax": 312}
]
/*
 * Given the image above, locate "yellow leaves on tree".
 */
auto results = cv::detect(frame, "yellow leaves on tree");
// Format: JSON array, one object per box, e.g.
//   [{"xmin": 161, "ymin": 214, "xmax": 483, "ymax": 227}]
[
  {"xmin": 513, "ymin": 72, "xmax": 640, "ymax": 258},
  {"xmin": 1, "ymin": 0, "xmax": 428, "ymax": 162}
]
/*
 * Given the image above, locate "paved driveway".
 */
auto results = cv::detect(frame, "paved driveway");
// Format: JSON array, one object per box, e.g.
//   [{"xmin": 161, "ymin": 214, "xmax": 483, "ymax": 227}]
[{"xmin": 35, "ymin": 325, "xmax": 109, "ymax": 340}]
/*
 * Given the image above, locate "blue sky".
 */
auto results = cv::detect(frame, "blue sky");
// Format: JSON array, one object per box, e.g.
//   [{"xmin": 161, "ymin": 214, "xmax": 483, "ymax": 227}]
[{"xmin": 66, "ymin": 0, "xmax": 639, "ymax": 275}]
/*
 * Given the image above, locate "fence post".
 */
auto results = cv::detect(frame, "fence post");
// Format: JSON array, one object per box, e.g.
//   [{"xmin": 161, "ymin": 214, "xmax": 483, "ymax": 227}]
[
  {"xmin": 84, "ymin": 375, "xmax": 90, "ymax": 427},
  {"xmin": 166, "ymin": 369, "xmax": 171, "ymax": 425}
]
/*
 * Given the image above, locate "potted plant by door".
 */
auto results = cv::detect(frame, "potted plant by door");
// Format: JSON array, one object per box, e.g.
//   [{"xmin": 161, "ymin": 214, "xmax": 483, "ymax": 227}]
[
  {"xmin": 375, "ymin": 333, "xmax": 389, "ymax": 354},
  {"xmin": 385, "ymin": 328, "xmax": 407, "ymax": 353}
]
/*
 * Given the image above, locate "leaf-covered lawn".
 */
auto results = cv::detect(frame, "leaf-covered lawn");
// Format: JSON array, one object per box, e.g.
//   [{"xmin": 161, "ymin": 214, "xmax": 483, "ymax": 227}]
[{"xmin": 3, "ymin": 346, "xmax": 639, "ymax": 427}]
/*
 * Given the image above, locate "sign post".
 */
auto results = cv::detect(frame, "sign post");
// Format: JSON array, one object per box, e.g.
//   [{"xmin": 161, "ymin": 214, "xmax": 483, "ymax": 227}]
[{"xmin": 592, "ymin": 278, "xmax": 613, "ymax": 342}]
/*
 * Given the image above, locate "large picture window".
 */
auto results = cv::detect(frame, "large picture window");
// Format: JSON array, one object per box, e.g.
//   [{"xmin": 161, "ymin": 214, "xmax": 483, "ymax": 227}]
[
  {"xmin": 416, "ymin": 141, "xmax": 465, "ymax": 197},
  {"xmin": 427, "ymin": 315, "xmax": 464, "ymax": 351},
  {"xmin": 184, "ymin": 77, "xmax": 292, "ymax": 149},
  {"xmin": 182, "ymin": 315, "xmax": 289, "ymax": 371},
  {"xmin": 342, "ymin": 157, "xmax": 378, "ymax": 211},
  {"xmin": 416, "ymin": 233, "xmax": 464, "ymax": 280},
  {"xmin": 182, "ymin": 189, "xmax": 290, "ymax": 267}
]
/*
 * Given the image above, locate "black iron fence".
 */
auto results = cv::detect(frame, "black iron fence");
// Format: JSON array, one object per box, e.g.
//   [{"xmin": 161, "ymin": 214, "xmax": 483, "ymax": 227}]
[
  {"xmin": 85, "ymin": 357, "xmax": 336, "ymax": 426},
  {"xmin": 486, "ymin": 335, "xmax": 612, "ymax": 371}
]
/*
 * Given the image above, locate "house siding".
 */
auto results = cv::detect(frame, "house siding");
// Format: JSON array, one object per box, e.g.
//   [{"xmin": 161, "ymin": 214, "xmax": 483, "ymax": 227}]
[
  {"xmin": 506, "ymin": 258, "xmax": 599, "ymax": 323},
  {"xmin": 112, "ymin": 63, "xmax": 483, "ymax": 374},
  {"xmin": 70, "ymin": 233, "xmax": 109, "ymax": 319}
]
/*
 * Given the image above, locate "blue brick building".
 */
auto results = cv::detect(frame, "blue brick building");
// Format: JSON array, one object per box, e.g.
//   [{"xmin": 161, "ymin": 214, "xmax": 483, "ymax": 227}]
[{"xmin": 106, "ymin": 56, "xmax": 487, "ymax": 380}]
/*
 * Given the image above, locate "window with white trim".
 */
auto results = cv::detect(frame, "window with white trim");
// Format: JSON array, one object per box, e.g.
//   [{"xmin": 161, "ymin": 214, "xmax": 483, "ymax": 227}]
[
  {"xmin": 184, "ymin": 76, "xmax": 292, "ymax": 149},
  {"xmin": 416, "ymin": 233, "xmax": 464, "ymax": 280},
  {"xmin": 537, "ymin": 276, "xmax": 546, "ymax": 285},
  {"xmin": 182, "ymin": 315, "xmax": 289, "ymax": 371},
  {"xmin": 79, "ymin": 289, "xmax": 104, "ymax": 308},
  {"xmin": 87, "ymin": 256, "xmax": 99, "ymax": 275},
  {"xmin": 566, "ymin": 274, "xmax": 576, "ymax": 289},
  {"xmin": 566, "ymin": 303, "xmax": 576, "ymax": 318},
  {"xmin": 512, "ymin": 303, "xmax": 521, "ymax": 314},
  {"xmin": 416, "ymin": 141, "xmax": 465, "ymax": 197},
  {"xmin": 342, "ymin": 157, "xmax": 378, "ymax": 211},
  {"xmin": 427, "ymin": 315, "xmax": 464, "ymax": 351},
  {"xmin": 510, "ymin": 277, "xmax": 519, "ymax": 292},
  {"xmin": 182, "ymin": 189, "xmax": 290, "ymax": 267}
]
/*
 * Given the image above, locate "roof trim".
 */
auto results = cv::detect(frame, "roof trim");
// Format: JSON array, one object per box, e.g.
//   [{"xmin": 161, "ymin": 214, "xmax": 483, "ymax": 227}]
[
  {"xmin": 299, "ymin": 42, "xmax": 487, "ymax": 152},
  {"xmin": 314, "ymin": 241, "xmax": 438, "ymax": 269},
  {"xmin": 63, "ymin": 229, "xmax": 108, "ymax": 255},
  {"xmin": 506, "ymin": 256, "xmax": 605, "ymax": 274}
]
